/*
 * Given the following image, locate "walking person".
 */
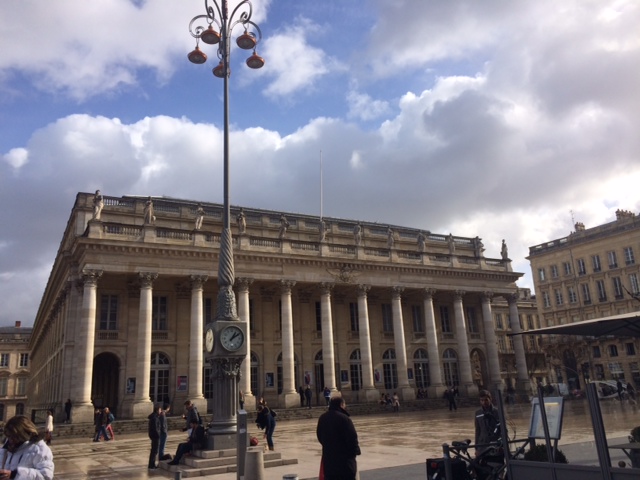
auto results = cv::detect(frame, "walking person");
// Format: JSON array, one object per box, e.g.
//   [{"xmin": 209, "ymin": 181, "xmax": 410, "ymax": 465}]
[
  {"xmin": 317, "ymin": 395, "xmax": 361, "ymax": 480},
  {"xmin": 392, "ymin": 392, "xmax": 400, "ymax": 413},
  {"xmin": 0, "ymin": 415, "xmax": 55, "ymax": 480},
  {"xmin": 255, "ymin": 404, "xmax": 276, "ymax": 451},
  {"xmin": 298, "ymin": 386, "xmax": 305, "ymax": 407},
  {"xmin": 323, "ymin": 386, "xmax": 331, "ymax": 406},
  {"xmin": 445, "ymin": 387, "xmax": 457, "ymax": 411},
  {"xmin": 104, "ymin": 407, "xmax": 115, "ymax": 440},
  {"xmin": 148, "ymin": 405, "xmax": 161, "ymax": 470},
  {"xmin": 44, "ymin": 410, "xmax": 54, "ymax": 445},
  {"xmin": 159, "ymin": 404, "xmax": 170, "ymax": 461},
  {"xmin": 305, "ymin": 385, "xmax": 313, "ymax": 409},
  {"xmin": 64, "ymin": 399, "xmax": 72, "ymax": 424}
]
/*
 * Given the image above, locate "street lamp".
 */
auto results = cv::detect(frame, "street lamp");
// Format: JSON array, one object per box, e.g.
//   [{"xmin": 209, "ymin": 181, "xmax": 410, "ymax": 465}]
[{"xmin": 188, "ymin": 0, "xmax": 264, "ymax": 450}]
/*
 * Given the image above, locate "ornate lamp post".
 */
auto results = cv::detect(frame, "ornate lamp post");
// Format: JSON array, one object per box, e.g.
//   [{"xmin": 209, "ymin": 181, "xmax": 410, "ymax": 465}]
[{"xmin": 187, "ymin": 0, "xmax": 264, "ymax": 449}]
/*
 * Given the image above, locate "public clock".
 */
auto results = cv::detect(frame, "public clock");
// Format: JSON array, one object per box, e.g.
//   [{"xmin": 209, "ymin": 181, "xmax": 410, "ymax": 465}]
[
  {"xmin": 220, "ymin": 325, "xmax": 245, "ymax": 352},
  {"xmin": 205, "ymin": 327, "xmax": 214, "ymax": 353}
]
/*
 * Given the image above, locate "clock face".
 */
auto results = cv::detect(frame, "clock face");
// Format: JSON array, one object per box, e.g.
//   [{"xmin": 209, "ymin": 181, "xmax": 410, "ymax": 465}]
[
  {"xmin": 220, "ymin": 325, "xmax": 245, "ymax": 352},
  {"xmin": 205, "ymin": 328, "xmax": 214, "ymax": 353}
]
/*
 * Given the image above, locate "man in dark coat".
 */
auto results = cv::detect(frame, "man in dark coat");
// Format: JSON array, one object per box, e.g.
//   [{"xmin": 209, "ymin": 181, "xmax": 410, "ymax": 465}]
[
  {"xmin": 148, "ymin": 405, "xmax": 161, "ymax": 469},
  {"xmin": 317, "ymin": 395, "xmax": 361, "ymax": 480},
  {"xmin": 305, "ymin": 385, "xmax": 313, "ymax": 409},
  {"xmin": 168, "ymin": 419, "xmax": 206, "ymax": 465}
]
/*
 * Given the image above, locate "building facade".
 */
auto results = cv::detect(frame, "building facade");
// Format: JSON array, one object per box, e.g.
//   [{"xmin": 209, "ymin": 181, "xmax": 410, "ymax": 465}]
[
  {"xmin": 0, "ymin": 321, "xmax": 32, "ymax": 422},
  {"xmin": 28, "ymin": 192, "xmax": 534, "ymax": 421},
  {"xmin": 527, "ymin": 210, "xmax": 640, "ymax": 391}
]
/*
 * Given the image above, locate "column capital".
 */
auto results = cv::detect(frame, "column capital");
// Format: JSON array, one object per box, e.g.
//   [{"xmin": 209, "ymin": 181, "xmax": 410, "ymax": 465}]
[
  {"xmin": 81, "ymin": 269, "xmax": 103, "ymax": 287},
  {"xmin": 190, "ymin": 275, "xmax": 208, "ymax": 290},
  {"xmin": 453, "ymin": 290, "xmax": 466, "ymax": 300},
  {"xmin": 422, "ymin": 288, "xmax": 436, "ymax": 299},
  {"xmin": 320, "ymin": 282, "xmax": 334, "ymax": 295},
  {"xmin": 481, "ymin": 291, "xmax": 494, "ymax": 302},
  {"xmin": 139, "ymin": 272, "xmax": 158, "ymax": 288},
  {"xmin": 236, "ymin": 277, "xmax": 254, "ymax": 292},
  {"xmin": 392, "ymin": 286, "xmax": 404, "ymax": 299},
  {"xmin": 357, "ymin": 284, "xmax": 371, "ymax": 296},
  {"xmin": 280, "ymin": 280, "xmax": 296, "ymax": 294},
  {"xmin": 507, "ymin": 290, "xmax": 519, "ymax": 304}
]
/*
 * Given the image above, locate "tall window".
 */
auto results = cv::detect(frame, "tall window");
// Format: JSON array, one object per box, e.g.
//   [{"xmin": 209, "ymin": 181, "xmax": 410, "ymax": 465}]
[
  {"xmin": 567, "ymin": 286, "xmax": 577, "ymax": 304},
  {"xmin": 413, "ymin": 349, "xmax": 430, "ymax": 389},
  {"xmin": 250, "ymin": 352, "xmax": 259, "ymax": 396},
  {"xmin": 563, "ymin": 262, "xmax": 572, "ymax": 275},
  {"xmin": 466, "ymin": 307, "xmax": 479, "ymax": 334},
  {"xmin": 349, "ymin": 302, "xmax": 359, "ymax": 332},
  {"xmin": 612, "ymin": 277, "xmax": 624, "ymax": 299},
  {"xmin": 152, "ymin": 296, "xmax": 168, "ymax": 331},
  {"xmin": 442, "ymin": 349, "xmax": 459, "ymax": 387},
  {"xmin": 381, "ymin": 304, "xmax": 393, "ymax": 333},
  {"xmin": 592, "ymin": 255, "xmax": 601, "ymax": 272},
  {"xmin": 592, "ymin": 345, "xmax": 601, "ymax": 358},
  {"xmin": 19, "ymin": 353, "xmax": 28, "ymax": 368},
  {"xmin": 203, "ymin": 365, "xmax": 213, "ymax": 399},
  {"xmin": 0, "ymin": 354, "xmax": 8, "ymax": 368},
  {"xmin": 630, "ymin": 274, "xmax": 640, "ymax": 295},
  {"xmin": 15, "ymin": 377, "xmax": 26, "ymax": 396},
  {"xmin": 494, "ymin": 313, "xmax": 503, "ymax": 330},
  {"xmin": 608, "ymin": 251, "xmax": 618, "ymax": 268},
  {"xmin": 538, "ymin": 268, "xmax": 546, "ymax": 281},
  {"xmin": 624, "ymin": 247, "xmax": 635, "ymax": 265},
  {"xmin": 554, "ymin": 289, "xmax": 564, "ymax": 306},
  {"xmin": 204, "ymin": 298, "xmax": 213, "ymax": 323},
  {"xmin": 527, "ymin": 315, "xmax": 535, "ymax": 330},
  {"xmin": 349, "ymin": 350, "xmax": 362, "ymax": 391},
  {"xmin": 581, "ymin": 284, "xmax": 592, "ymax": 304},
  {"xmin": 596, "ymin": 280, "xmax": 607, "ymax": 302},
  {"xmin": 99, "ymin": 295, "xmax": 118, "ymax": 330},
  {"xmin": 626, "ymin": 343, "xmax": 636, "ymax": 356},
  {"xmin": 249, "ymin": 299, "xmax": 254, "ymax": 332},
  {"xmin": 0, "ymin": 378, "xmax": 7, "ymax": 396},
  {"xmin": 608, "ymin": 345, "xmax": 619, "ymax": 357},
  {"xmin": 439, "ymin": 306, "xmax": 451, "ymax": 333},
  {"xmin": 542, "ymin": 291, "xmax": 551, "ymax": 308},
  {"xmin": 315, "ymin": 302, "xmax": 322, "ymax": 331},
  {"xmin": 498, "ymin": 335, "xmax": 507, "ymax": 352},
  {"xmin": 577, "ymin": 258, "xmax": 586, "ymax": 275},
  {"xmin": 15, "ymin": 403, "xmax": 24, "ymax": 416},
  {"xmin": 149, "ymin": 352, "xmax": 170, "ymax": 404},
  {"xmin": 411, "ymin": 305, "xmax": 424, "ymax": 333},
  {"xmin": 550, "ymin": 265, "xmax": 559, "ymax": 278},
  {"xmin": 382, "ymin": 349, "xmax": 398, "ymax": 390}
]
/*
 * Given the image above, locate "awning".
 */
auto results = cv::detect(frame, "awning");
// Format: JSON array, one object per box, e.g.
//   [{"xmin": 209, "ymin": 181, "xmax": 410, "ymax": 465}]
[{"xmin": 511, "ymin": 311, "xmax": 640, "ymax": 338}]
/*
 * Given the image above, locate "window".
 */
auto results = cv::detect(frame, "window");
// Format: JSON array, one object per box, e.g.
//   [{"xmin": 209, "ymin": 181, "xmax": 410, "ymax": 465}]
[
  {"xmin": 249, "ymin": 299, "xmax": 254, "ymax": 332},
  {"xmin": 15, "ymin": 403, "xmax": 24, "ymax": 416},
  {"xmin": 527, "ymin": 315, "xmax": 535, "ymax": 330},
  {"xmin": 550, "ymin": 265, "xmax": 559, "ymax": 278},
  {"xmin": 554, "ymin": 289, "xmax": 564, "ymax": 306},
  {"xmin": 0, "ymin": 354, "xmax": 8, "ymax": 368},
  {"xmin": 494, "ymin": 313, "xmax": 503, "ymax": 330},
  {"xmin": 440, "ymin": 306, "xmax": 451, "ymax": 333},
  {"xmin": 250, "ymin": 352, "xmax": 259, "ymax": 396},
  {"xmin": 608, "ymin": 251, "xmax": 618, "ymax": 269},
  {"xmin": 349, "ymin": 302, "xmax": 359, "ymax": 332},
  {"xmin": 412, "ymin": 305, "xmax": 424, "ymax": 333},
  {"xmin": 149, "ymin": 352, "xmax": 170, "ymax": 404},
  {"xmin": 0, "ymin": 379, "xmax": 6, "ymax": 396},
  {"xmin": 15, "ymin": 377, "xmax": 26, "ymax": 396},
  {"xmin": 577, "ymin": 258, "xmax": 586, "ymax": 275},
  {"xmin": 349, "ymin": 350, "xmax": 362, "ymax": 391},
  {"xmin": 563, "ymin": 262, "xmax": 572, "ymax": 275},
  {"xmin": 612, "ymin": 277, "xmax": 624, "ymax": 299},
  {"xmin": 152, "ymin": 296, "xmax": 168, "ymax": 331},
  {"xmin": 596, "ymin": 280, "xmax": 607, "ymax": 302},
  {"xmin": 592, "ymin": 255, "xmax": 601, "ymax": 272},
  {"xmin": 498, "ymin": 335, "xmax": 507, "ymax": 352},
  {"xmin": 581, "ymin": 284, "xmax": 592, "ymax": 304},
  {"xmin": 630, "ymin": 274, "xmax": 640, "ymax": 295},
  {"xmin": 608, "ymin": 345, "xmax": 619, "ymax": 357},
  {"xmin": 594, "ymin": 364, "xmax": 605, "ymax": 380},
  {"xmin": 538, "ymin": 268, "xmax": 546, "ymax": 281},
  {"xmin": 381, "ymin": 304, "xmax": 393, "ymax": 333},
  {"xmin": 442, "ymin": 349, "xmax": 459, "ymax": 387},
  {"xmin": 466, "ymin": 307, "xmax": 479, "ymax": 334},
  {"xmin": 627, "ymin": 343, "xmax": 636, "ymax": 356},
  {"xmin": 542, "ymin": 291, "xmax": 551, "ymax": 308},
  {"xmin": 382, "ymin": 349, "xmax": 398, "ymax": 390},
  {"xmin": 592, "ymin": 346, "xmax": 601, "ymax": 358},
  {"xmin": 99, "ymin": 294, "xmax": 118, "ymax": 330},
  {"xmin": 567, "ymin": 286, "xmax": 577, "ymax": 304},
  {"xmin": 204, "ymin": 298, "xmax": 213, "ymax": 323},
  {"xmin": 624, "ymin": 247, "xmax": 635, "ymax": 265},
  {"xmin": 413, "ymin": 349, "xmax": 430, "ymax": 389},
  {"xmin": 315, "ymin": 302, "xmax": 322, "ymax": 331},
  {"xmin": 19, "ymin": 353, "xmax": 28, "ymax": 368}
]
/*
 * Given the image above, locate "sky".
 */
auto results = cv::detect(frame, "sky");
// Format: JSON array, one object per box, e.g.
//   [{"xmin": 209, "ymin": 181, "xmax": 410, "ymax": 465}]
[{"xmin": 1, "ymin": 0, "xmax": 640, "ymax": 327}]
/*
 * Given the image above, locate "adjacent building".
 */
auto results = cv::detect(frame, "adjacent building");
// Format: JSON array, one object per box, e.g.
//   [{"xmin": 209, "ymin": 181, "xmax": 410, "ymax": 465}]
[
  {"xmin": 28, "ymin": 192, "xmax": 535, "ymax": 421},
  {"xmin": 527, "ymin": 210, "xmax": 640, "ymax": 390},
  {"xmin": 0, "ymin": 321, "xmax": 32, "ymax": 422}
]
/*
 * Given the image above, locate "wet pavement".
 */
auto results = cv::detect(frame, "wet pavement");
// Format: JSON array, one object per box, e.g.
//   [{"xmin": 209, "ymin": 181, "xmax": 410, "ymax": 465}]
[{"xmin": 50, "ymin": 399, "xmax": 640, "ymax": 479}]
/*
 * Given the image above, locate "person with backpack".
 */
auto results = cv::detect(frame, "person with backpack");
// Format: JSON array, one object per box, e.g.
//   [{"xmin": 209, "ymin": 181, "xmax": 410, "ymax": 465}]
[{"xmin": 255, "ymin": 404, "xmax": 276, "ymax": 451}]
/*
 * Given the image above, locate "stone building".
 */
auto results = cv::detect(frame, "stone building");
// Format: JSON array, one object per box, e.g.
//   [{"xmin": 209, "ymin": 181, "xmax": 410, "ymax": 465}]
[
  {"xmin": 0, "ymin": 321, "xmax": 32, "ymax": 422},
  {"xmin": 28, "ymin": 192, "xmax": 533, "ymax": 422},
  {"xmin": 527, "ymin": 210, "xmax": 640, "ymax": 390}
]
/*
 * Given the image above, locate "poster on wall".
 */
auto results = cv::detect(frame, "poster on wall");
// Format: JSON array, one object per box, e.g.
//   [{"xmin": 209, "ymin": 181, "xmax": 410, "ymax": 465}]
[
  {"xmin": 340, "ymin": 370, "xmax": 349, "ymax": 384},
  {"xmin": 304, "ymin": 371, "xmax": 312, "ymax": 386},
  {"xmin": 126, "ymin": 377, "xmax": 136, "ymax": 394},
  {"xmin": 176, "ymin": 375, "xmax": 188, "ymax": 392},
  {"xmin": 266, "ymin": 372, "xmax": 274, "ymax": 388},
  {"xmin": 374, "ymin": 369, "xmax": 381, "ymax": 383}
]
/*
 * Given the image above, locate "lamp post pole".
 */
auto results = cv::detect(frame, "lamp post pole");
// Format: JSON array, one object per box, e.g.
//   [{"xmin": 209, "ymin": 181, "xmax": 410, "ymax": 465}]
[{"xmin": 188, "ymin": 0, "xmax": 264, "ymax": 450}]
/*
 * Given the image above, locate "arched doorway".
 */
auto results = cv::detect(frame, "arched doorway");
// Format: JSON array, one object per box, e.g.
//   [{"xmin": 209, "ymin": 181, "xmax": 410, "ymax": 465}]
[{"xmin": 92, "ymin": 352, "xmax": 120, "ymax": 415}]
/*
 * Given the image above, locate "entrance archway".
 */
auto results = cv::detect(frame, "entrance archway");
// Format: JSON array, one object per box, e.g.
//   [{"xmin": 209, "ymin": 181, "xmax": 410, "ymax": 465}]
[{"xmin": 92, "ymin": 352, "xmax": 120, "ymax": 415}]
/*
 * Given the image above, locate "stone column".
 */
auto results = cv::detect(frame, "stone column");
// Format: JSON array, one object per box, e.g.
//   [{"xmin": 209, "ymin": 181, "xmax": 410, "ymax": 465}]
[
  {"xmin": 320, "ymin": 283, "xmax": 337, "ymax": 393},
  {"xmin": 237, "ymin": 278, "xmax": 255, "ymax": 411},
  {"xmin": 453, "ymin": 291, "xmax": 477, "ymax": 396},
  {"xmin": 391, "ymin": 287, "xmax": 414, "ymax": 400},
  {"xmin": 73, "ymin": 269, "xmax": 102, "ymax": 423},
  {"xmin": 423, "ymin": 288, "xmax": 446, "ymax": 398},
  {"xmin": 280, "ymin": 280, "xmax": 298, "ymax": 407},
  {"xmin": 357, "ymin": 285, "xmax": 379, "ymax": 402},
  {"xmin": 508, "ymin": 292, "xmax": 530, "ymax": 396},
  {"xmin": 132, "ymin": 272, "xmax": 157, "ymax": 417},
  {"xmin": 481, "ymin": 292, "xmax": 503, "ymax": 392},
  {"xmin": 188, "ymin": 275, "xmax": 207, "ymax": 408}
]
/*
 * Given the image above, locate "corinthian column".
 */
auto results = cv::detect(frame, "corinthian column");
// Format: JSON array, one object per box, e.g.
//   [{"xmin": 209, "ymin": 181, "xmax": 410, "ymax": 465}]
[
  {"xmin": 280, "ymin": 280, "xmax": 298, "ymax": 407},
  {"xmin": 133, "ymin": 272, "xmax": 157, "ymax": 417},
  {"xmin": 423, "ymin": 289, "xmax": 445, "ymax": 398},
  {"xmin": 74, "ymin": 269, "xmax": 102, "ymax": 423},
  {"xmin": 357, "ymin": 285, "xmax": 379, "ymax": 402},
  {"xmin": 481, "ymin": 292, "xmax": 503, "ymax": 392},
  {"xmin": 508, "ymin": 292, "xmax": 530, "ymax": 396},
  {"xmin": 391, "ymin": 287, "xmax": 414, "ymax": 400},
  {"xmin": 237, "ymin": 278, "xmax": 254, "ymax": 410},
  {"xmin": 453, "ymin": 291, "xmax": 476, "ymax": 396},
  {"xmin": 320, "ymin": 283, "xmax": 337, "ymax": 393},
  {"xmin": 189, "ymin": 275, "xmax": 208, "ymax": 403}
]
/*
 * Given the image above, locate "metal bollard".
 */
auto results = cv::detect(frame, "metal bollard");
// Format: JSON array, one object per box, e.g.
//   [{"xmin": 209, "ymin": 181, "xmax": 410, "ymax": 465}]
[
  {"xmin": 174, "ymin": 471, "xmax": 182, "ymax": 480},
  {"xmin": 282, "ymin": 475, "xmax": 298, "ymax": 480}
]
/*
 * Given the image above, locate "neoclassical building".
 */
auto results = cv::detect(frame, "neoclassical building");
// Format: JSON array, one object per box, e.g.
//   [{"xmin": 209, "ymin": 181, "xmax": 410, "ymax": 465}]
[{"xmin": 28, "ymin": 192, "xmax": 533, "ymax": 421}]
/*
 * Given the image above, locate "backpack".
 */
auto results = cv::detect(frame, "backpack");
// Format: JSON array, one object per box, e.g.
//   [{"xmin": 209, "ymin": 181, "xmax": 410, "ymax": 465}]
[{"xmin": 270, "ymin": 408, "xmax": 277, "ymax": 418}]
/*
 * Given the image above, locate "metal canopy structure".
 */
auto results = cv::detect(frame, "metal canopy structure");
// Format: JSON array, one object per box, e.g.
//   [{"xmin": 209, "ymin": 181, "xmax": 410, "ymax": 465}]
[{"xmin": 512, "ymin": 311, "xmax": 640, "ymax": 338}]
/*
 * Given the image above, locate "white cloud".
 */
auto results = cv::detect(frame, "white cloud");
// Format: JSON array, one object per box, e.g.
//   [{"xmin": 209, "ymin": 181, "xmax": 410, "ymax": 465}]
[
  {"xmin": 3, "ymin": 148, "xmax": 28, "ymax": 170},
  {"xmin": 346, "ymin": 90, "xmax": 390, "ymax": 121}
]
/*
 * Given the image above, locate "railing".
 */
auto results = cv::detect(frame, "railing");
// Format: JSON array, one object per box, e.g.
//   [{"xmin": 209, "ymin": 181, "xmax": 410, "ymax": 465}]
[
  {"xmin": 250, "ymin": 238, "xmax": 280, "ymax": 248},
  {"xmin": 291, "ymin": 242, "xmax": 319, "ymax": 252},
  {"xmin": 364, "ymin": 248, "xmax": 389, "ymax": 257},
  {"xmin": 157, "ymin": 229, "xmax": 193, "ymax": 241},
  {"xmin": 104, "ymin": 224, "xmax": 142, "ymax": 236},
  {"xmin": 97, "ymin": 331, "xmax": 119, "ymax": 341},
  {"xmin": 399, "ymin": 252, "xmax": 421, "ymax": 260},
  {"xmin": 330, "ymin": 245, "xmax": 356, "ymax": 255}
]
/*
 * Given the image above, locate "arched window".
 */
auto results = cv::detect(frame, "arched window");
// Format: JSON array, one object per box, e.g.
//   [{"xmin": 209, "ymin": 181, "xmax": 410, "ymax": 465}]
[
  {"xmin": 413, "ymin": 348, "xmax": 430, "ymax": 389},
  {"xmin": 382, "ymin": 349, "xmax": 398, "ymax": 390},
  {"xmin": 149, "ymin": 352, "xmax": 170, "ymax": 404},
  {"xmin": 350, "ymin": 349, "xmax": 362, "ymax": 391},
  {"xmin": 443, "ymin": 349, "xmax": 459, "ymax": 387}
]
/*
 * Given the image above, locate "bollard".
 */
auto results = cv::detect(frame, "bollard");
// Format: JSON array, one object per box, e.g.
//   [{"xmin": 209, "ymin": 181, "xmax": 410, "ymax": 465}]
[
  {"xmin": 174, "ymin": 471, "xmax": 182, "ymax": 480},
  {"xmin": 244, "ymin": 446, "xmax": 265, "ymax": 480},
  {"xmin": 282, "ymin": 475, "xmax": 298, "ymax": 480}
]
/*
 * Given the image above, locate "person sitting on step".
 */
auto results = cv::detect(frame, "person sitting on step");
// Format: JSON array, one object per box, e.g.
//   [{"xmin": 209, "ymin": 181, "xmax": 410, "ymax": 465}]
[{"xmin": 168, "ymin": 419, "xmax": 206, "ymax": 466}]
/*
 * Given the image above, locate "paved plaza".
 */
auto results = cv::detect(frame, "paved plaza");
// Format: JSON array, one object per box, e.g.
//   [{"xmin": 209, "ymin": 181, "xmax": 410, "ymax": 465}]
[{"xmin": 49, "ymin": 400, "xmax": 639, "ymax": 479}]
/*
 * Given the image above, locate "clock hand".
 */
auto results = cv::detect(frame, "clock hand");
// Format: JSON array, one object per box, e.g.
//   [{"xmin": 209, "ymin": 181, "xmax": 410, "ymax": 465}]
[{"xmin": 230, "ymin": 331, "xmax": 240, "ymax": 341}]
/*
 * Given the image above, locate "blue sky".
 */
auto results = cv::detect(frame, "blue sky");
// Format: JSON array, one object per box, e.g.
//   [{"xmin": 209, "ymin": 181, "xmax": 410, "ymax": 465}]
[{"xmin": 2, "ymin": 0, "xmax": 640, "ymax": 326}]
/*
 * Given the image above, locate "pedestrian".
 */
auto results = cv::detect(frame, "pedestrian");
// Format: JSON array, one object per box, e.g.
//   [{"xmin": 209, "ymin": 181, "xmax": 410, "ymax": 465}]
[
  {"xmin": 94, "ymin": 408, "xmax": 110, "ymax": 441},
  {"xmin": 305, "ymin": 385, "xmax": 313, "ymax": 409},
  {"xmin": 168, "ymin": 419, "xmax": 206, "ymax": 465},
  {"xmin": 182, "ymin": 400, "xmax": 201, "ymax": 431},
  {"xmin": 255, "ymin": 404, "xmax": 276, "ymax": 451},
  {"xmin": 148, "ymin": 405, "xmax": 161, "ymax": 470},
  {"xmin": 64, "ymin": 399, "xmax": 72, "ymax": 423},
  {"xmin": 239, "ymin": 390, "xmax": 245, "ymax": 410},
  {"xmin": 298, "ymin": 386, "xmax": 305, "ymax": 407},
  {"xmin": 0, "ymin": 415, "xmax": 55, "ymax": 480},
  {"xmin": 45, "ymin": 410, "xmax": 54, "ymax": 445},
  {"xmin": 323, "ymin": 386, "xmax": 331, "ymax": 406},
  {"xmin": 158, "ymin": 404, "xmax": 170, "ymax": 461},
  {"xmin": 104, "ymin": 407, "xmax": 115, "ymax": 440},
  {"xmin": 617, "ymin": 379, "xmax": 624, "ymax": 401},
  {"xmin": 392, "ymin": 392, "xmax": 400, "ymax": 413},
  {"xmin": 317, "ymin": 395, "xmax": 361, "ymax": 480},
  {"xmin": 474, "ymin": 390, "xmax": 502, "ymax": 460},
  {"xmin": 444, "ymin": 387, "xmax": 457, "ymax": 411}
]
